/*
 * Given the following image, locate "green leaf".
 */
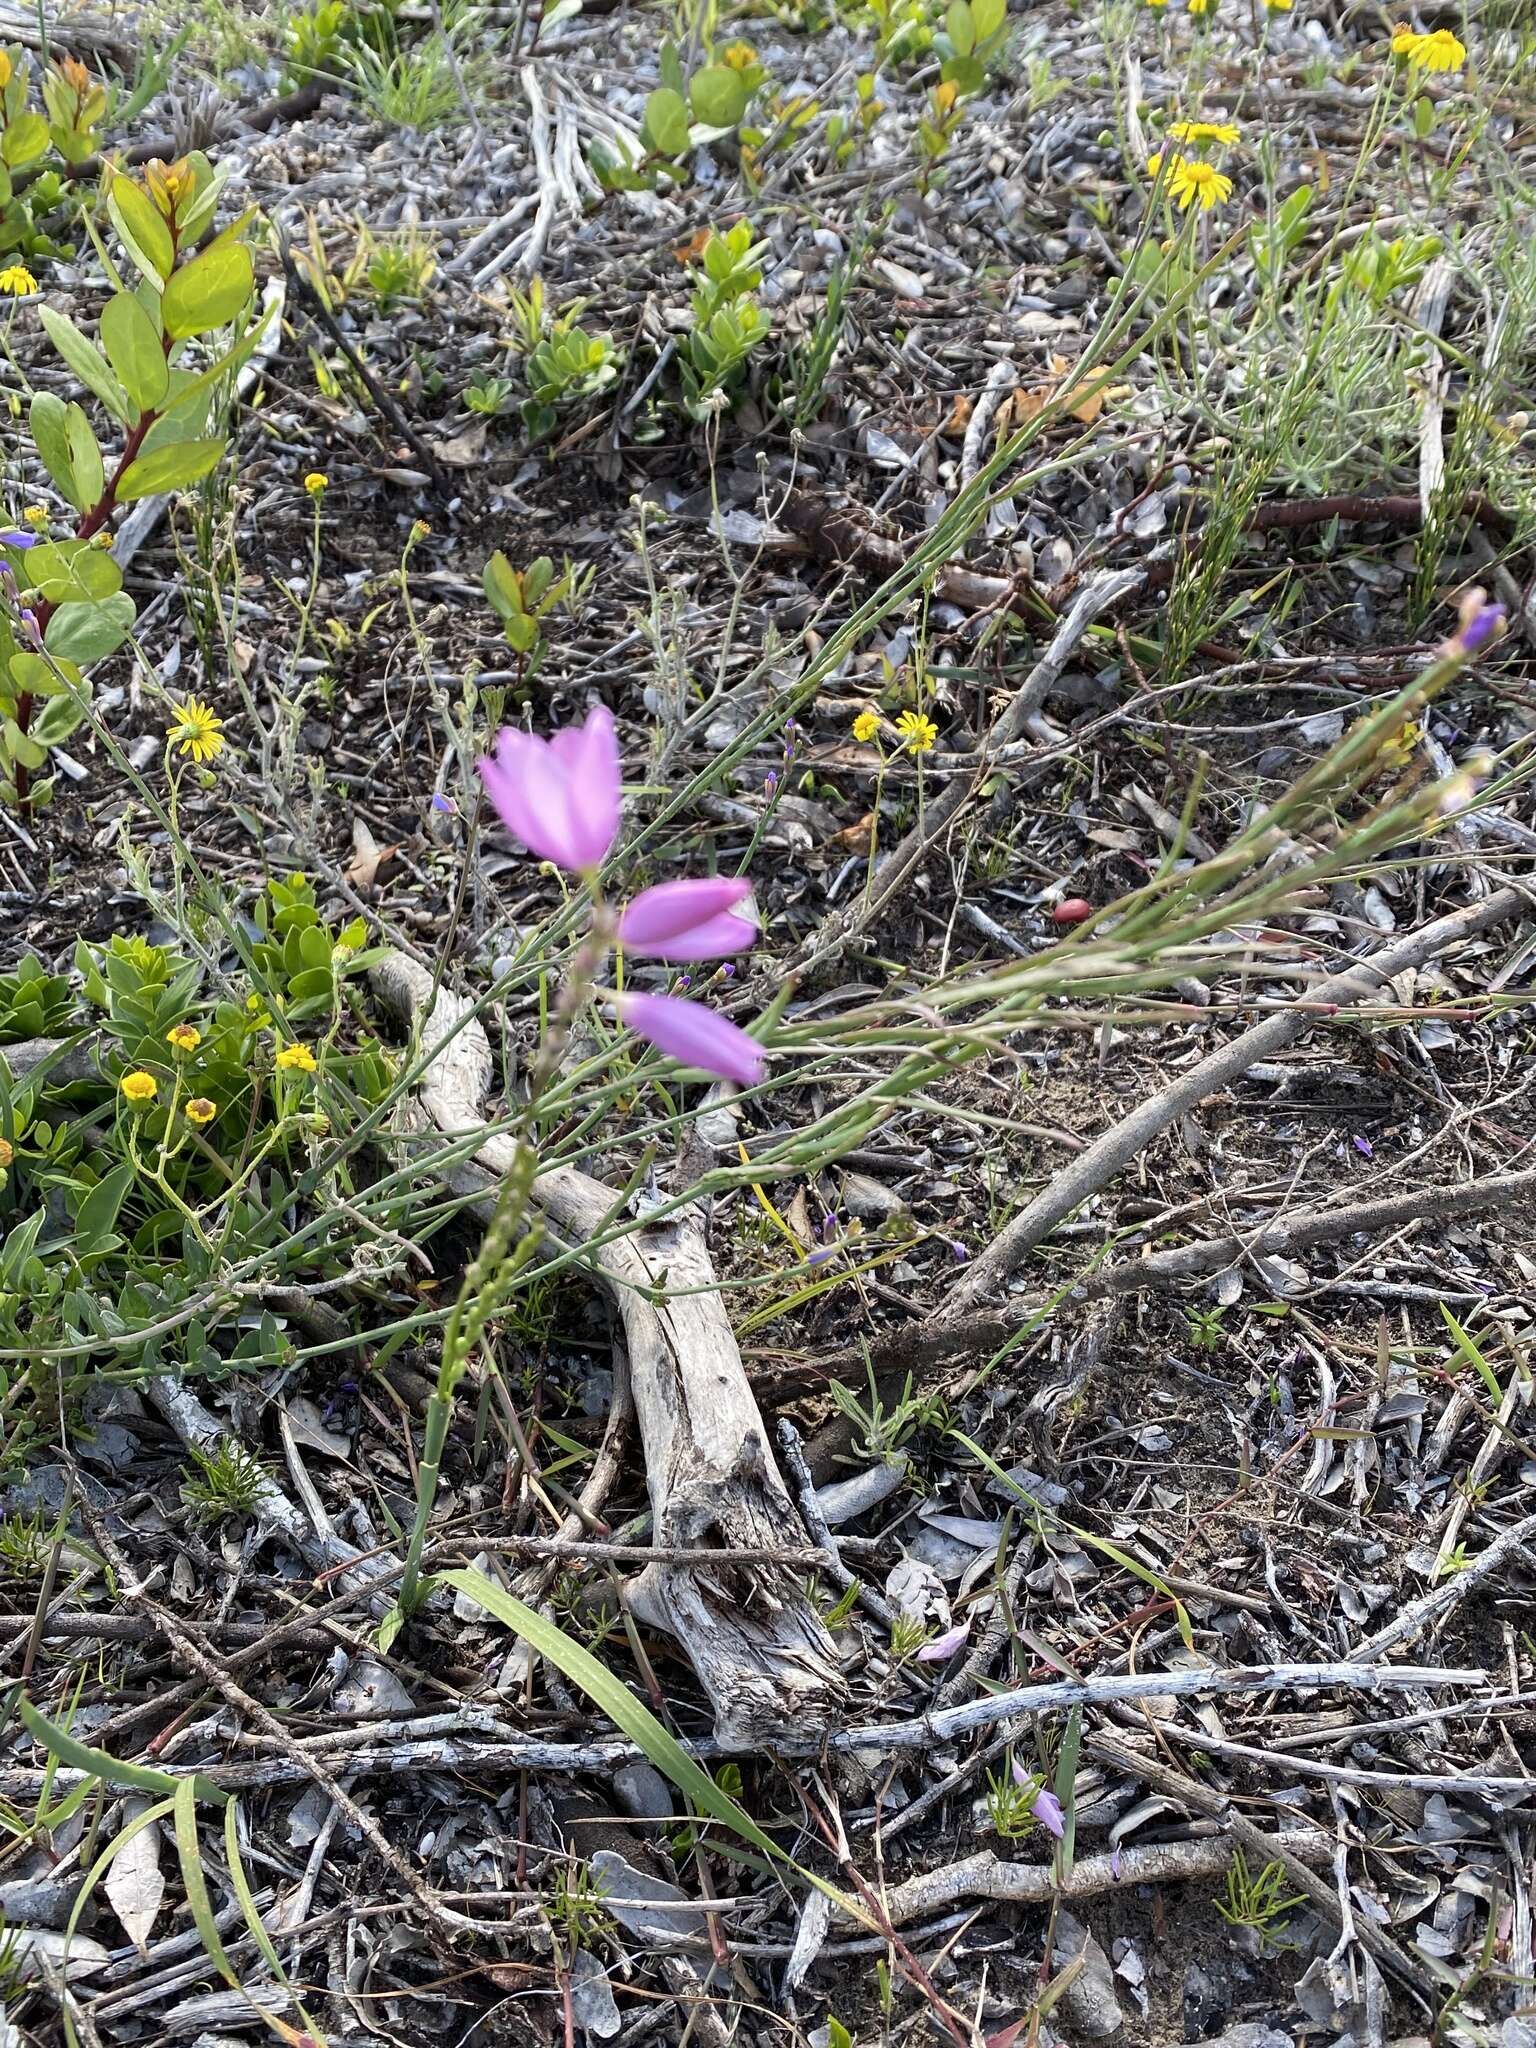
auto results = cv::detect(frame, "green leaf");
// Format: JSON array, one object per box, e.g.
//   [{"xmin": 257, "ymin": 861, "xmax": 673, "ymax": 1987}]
[
  {"xmin": 643, "ymin": 86, "xmax": 691, "ymax": 158},
  {"xmin": 100, "ymin": 292, "xmax": 168, "ymax": 414},
  {"xmin": 1441, "ymin": 1305, "xmax": 1503, "ymax": 1405},
  {"xmin": 18, "ymin": 1694, "xmax": 228, "ymax": 1803},
  {"xmin": 75, "ymin": 1161, "xmax": 135, "ymax": 1257},
  {"xmin": 44, "ymin": 593, "xmax": 136, "ymax": 664},
  {"xmin": 28, "ymin": 694, "xmax": 84, "ymax": 746},
  {"xmin": 115, "ymin": 436, "xmax": 226, "ymax": 502},
  {"xmin": 972, "ymin": 0, "xmax": 1006, "ymax": 39},
  {"xmin": 172, "ymin": 1777, "xmax": 239, "ymax": 1986},
  {"xmin": 1, "ymin": 111, "xmax": 48, "ymax": 168},
  {"xmin": 10, "ymin": 651, "xmax": 80, "ymax": 701},
  {"xmin": 65, "ymin": 402, "xmax": 104, "ymax": 513},
  {"xmin": 161, "ymin": 240, "xmax": 254, "ymax": 340},
  {"xmin": 946, "ymin": 0, "xmax": 976, "ymax": 55},
  {"xmin": 109, "ymin": 174, "xmax": 175, "ymax": 283},
  {"xmin": 38, "ymin": 307, "xmax": 133, "ymax": 425},
  {"xmin": 482, "ymin": 549, "xmax": 525, "ymax": 620},
  {"xmin": 441, "ymin": 1567, "xmax": 866, "ymax": 1922},
  {"xmin": 689, "ymin": 66, "xmax": 749, "ymax": 130},
  {"xmin": 30, "ymin": 390, "xmax": 83, "ymax": 509}
]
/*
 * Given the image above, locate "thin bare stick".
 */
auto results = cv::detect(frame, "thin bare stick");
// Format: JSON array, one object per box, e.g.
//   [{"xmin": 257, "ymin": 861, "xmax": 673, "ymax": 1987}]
[{"xmin": 1345, "ymin": 1512, "xmax": 1536, "ymax": 1664}]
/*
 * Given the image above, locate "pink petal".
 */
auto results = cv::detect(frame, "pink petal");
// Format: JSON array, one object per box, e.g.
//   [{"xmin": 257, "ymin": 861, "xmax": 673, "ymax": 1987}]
[
  {"xmin": 1031, "ymin": 1788, "xmax": 1065, "ymax": 1839},
  {"xmin": 616, "ymin": 993, "xmax": 766, "ymax": 1087},
  {"xmin": 619, "ymin": 881, "xmax": 757, "ymax": 961},
  {"xmin": 552, "ymin": 705, "xmax": 621, "ymax": 867},
  {"xmin": 618, "ymin": 877, "xmax": 754, "ymax": 948},
  {"xmin": 478, "ymin": 709, "xmax": 621, "ymax": 872},
  {"xmin": 916, "ymin": 1620, "xmax": 969, "ymax": 1663}
]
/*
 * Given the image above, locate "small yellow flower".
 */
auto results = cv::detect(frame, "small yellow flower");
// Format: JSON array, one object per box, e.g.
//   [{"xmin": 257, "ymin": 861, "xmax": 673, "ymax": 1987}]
[
  {"xmin": 23, "ymin": 504, "xmax": 47, "ymax": 527},
  {"xmin": 184, "ymin": 1097, "xmax": 218, "ymax": 1125},
  {"xmin": 0, "ymin": 51, "xmax": 11, "ymax": 88},
  {"xmin": 1188, "ymin": 0, "xmax": 1214, "ymax": 15},
  {"xmin": 166, "ymin": 1022, "xmax": 202, "ymax": 1054},
  {"xmin": 853, "ymin": 708, "xmax": 880, "ymax": 743},
  {"xmin": 1169, "ymin": 157, "xmax": 1233, "ymax": 209},
  {"xmin": 1147, "ymin": 152, "xmax": 1165, "ymax": 178},
  {"xmin": 0, "ymin": 265, "xmax": 38, "ymax": 297},
  {"xmin": 275, "ymin": 1043, "xmax": 318, "ymax": 1074},
  {"xmin": 167, "ymin": 697, "xmax": 225, "ymax": 764},
  {"xmin": 1402, "ymin": 26, "xmax": 1465, "ymax": 70},
  {"xmin": 895, "ymin": 709, "xmax": 938, "ymax": 755},
  {"xmin": 120, "ymin": 1070, "xmax": 158, "ymax": 1104},
  {"xmin": 304, "ymin": 471, "xmax": 328, "ymax": 496},
  {"xmin": 144, "ymin": 156, "xmax": 194, "ymax": 215},
  {"xmin": 410, "ymin": 518, "xmax": 430, "ymax": 540},
  {"xmin": 1265, "ymin": 0, "xmax": 1293, "ymax": 11},
  {"xmin": 1145, "ymin": 0, "xmax": 1169, "ymax": 9},
  {"xmin": 1168, "ymin": 119, "xmax": 1240, "ymax": 146},
  {"xmin": 0, "ymin": 1136, "xmax": 13, "ymax": 1168},
  {"xmin": 721, "ymin": 40, "xmax": 758, "ymax": 68}
]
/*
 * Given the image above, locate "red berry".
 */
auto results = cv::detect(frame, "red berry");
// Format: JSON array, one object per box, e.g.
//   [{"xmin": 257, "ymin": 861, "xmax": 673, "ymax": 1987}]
[{"xmin": 1051, "ymin": 897, "xmax": 1093, "ymax": 926}]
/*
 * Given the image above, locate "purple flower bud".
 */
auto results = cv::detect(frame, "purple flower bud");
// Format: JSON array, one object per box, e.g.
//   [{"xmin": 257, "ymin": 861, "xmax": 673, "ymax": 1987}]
[
  {"xmin": 430, "ymin": 791, "xmax": 458, "ymax": 815},
  {"xmin": 675, "ymin": 974, "xmax": 691, "ymax": 990},
  {"xmin": 0, "ymin": 530, "xmax": 37, "ymax": 550},
  {"xmin": 949, "ymin": 1238, "xmax": 969, "ymax": 1262},
  {"xmin": 1353, "ymin": 1134, "xmax": 1373, "ymax": 1158},
  {"xmin": 617, "ymin": 876, "xmax": 757, "ymax": 962},
  {"xmin": 1455, "ymin": 599, "xmax": 1505, "ymax": 656},
  {"xmin": 19, "ymin": 610, "xmax": 41, "ymax": 646},
  {"xmin": 615, "ymin": 992, "xmax": 766, "ymax": 1087},
  {"xmin": 808, "ymin": 1246, "xmax": 836, "ymax": 1266},
  {"xmin": 916, "ymin": 1619, "xmax": 969, "ymax": 1662},
  {"xmin": 719, "ymin": 962, "xmax": 735, "ymax": 979},
  {"xmin": 1030, "ymin": 1788, "xmax": 1065, "ymax": 1839},
  {"xmin": 764, "ymin": 769, "xmax": 778, "ymax": 795}
]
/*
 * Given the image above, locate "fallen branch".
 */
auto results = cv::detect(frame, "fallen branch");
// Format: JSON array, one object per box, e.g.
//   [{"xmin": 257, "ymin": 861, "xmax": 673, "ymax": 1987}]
[
  {"xmin": 948, "ymin": 885, "xmax": 1530, "ymax": 1309},
  {"xmin": 1346, "ymin": 1511, "xmax": 1536, "ymax": 1664},
  {"xmin": 369, "ymin": 954, "xmax": 847, "ymax": 1749},
  {"xmin": 863, "ymin": 1828, "xmax": 1332, "ymax": 1929}
]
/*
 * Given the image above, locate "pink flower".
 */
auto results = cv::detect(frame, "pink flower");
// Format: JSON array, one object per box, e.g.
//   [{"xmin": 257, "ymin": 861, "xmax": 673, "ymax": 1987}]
[
  {"xmin": 616, "ymin": 993, "xmax": 766, "ymax": 1087},
  {"xmin": 1031, "ymin": 1788, "xmax": 1065, "ymax": 1839},
  {"xmin": 478, "ymin": 706, "xmax": 620, "ymax": 873},
  {"xmin": 618, "ymin": 878, "xmax": 757, "ymax": 961},
  {"xmin": 916, "ymin": 1620, "xmax": 970, "ymax": 1663}
]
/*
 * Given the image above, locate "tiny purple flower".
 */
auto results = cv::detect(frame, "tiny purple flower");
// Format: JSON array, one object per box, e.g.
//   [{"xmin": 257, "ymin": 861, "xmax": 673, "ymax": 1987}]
[
  {"xmin": 1454, "ymin": 599, "xmax": 1505, "ymax": 656},
  {"xmin": 949, "ymin": 1238, "xmax": 969, "ymax": 1262},
  {"xmin": 675, "ymin": 974, "xmax": 691, "ymax": 990},
  {"xmin": 0, "ymin": 530, "xmax": 37, "ymax": 550},
  {"xmin": 1353, "ymin": 1134, "xmax": 1373, "ymax": 1158},
  {"xmin": 430, "ymin": 792, "xmax": 458, "ymax": 815},
  {"xmin": 764, "ymin": 769, "xmax": 778, "ymax": 795},
  {"xmin": 19, "ymin": 610, "xmax": 40, "ymax": 646},
  {"xmin": 719, "ymin": 962, "xmax": 735, "ymax": 979},
  {"xmin": 916, "ymin": 1619, "xmax": 969, "ymax": 1663}
]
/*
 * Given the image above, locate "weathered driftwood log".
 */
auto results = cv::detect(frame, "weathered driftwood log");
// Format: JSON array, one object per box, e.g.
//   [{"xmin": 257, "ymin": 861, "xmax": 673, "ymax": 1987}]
[{"xmin": 369, "ymin": 953, "xmax": 847, "ymax": 1750}]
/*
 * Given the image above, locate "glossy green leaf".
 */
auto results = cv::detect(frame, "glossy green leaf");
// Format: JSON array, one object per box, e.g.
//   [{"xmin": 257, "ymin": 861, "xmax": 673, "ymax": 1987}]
[
  {"xmin": 64, "ymin": 402, "xmax": 104, "ymax": 513},
  {"xmin": 100, "ymin": 292, "xmax": 168, "ymax": 413},
  {"xmin": 946, "ymin": 1, "xmax": 976, "ymax": 56},
  {"xmin": 689, "ymin": 66, "xmax": 749, "ymax": 129},
  {"xmin": 38, "ymin": 307, "xmax": 133, "ymax": 425},
  {"xmin": 29, "ymin": 391, "xmax": 82, "ymax": 509},
  {"xmin": 161, "ymin": 240, "xmax": 254, "ymax": 340},
  {"xmin": 109, "ymin": 174, "xmax": 175, "ymax": 283},
  {"xmin": 44, "ymin": 594, "xmax": 136, "ymax": 664},
  {"xmin": 1, "ymin": 111, "xmax": 48, "ymax": 168},
  {"xmin": 643, "ymin": 86, "xmax": 691, "ymax": 158},
  {"xmin": 115, "ymin": 436, "xmax": 226, "ymax": 502},
  {"xmin": 972, "ymin": 0, "xmax": 1006, "ymax": 40}
]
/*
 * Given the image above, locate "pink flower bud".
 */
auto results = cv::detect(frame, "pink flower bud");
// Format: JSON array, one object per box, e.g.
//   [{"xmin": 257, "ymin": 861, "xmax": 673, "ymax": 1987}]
[
  {"xmin": 616, "ymin": 992, "xmax": 766, "ymax": 1087},
  {"xmin": 1051, "ymin": 897, "xmax": 1093, "ymax": 926},
  {"xmin": 478, "ymin": 706, "xmax": 620, "ymax": 873},
  {"xmin": 618, "ymin": 877, "xmax": 757, "ymax": 961},
  {"xmin": 916, "ymin": 1619, "xmax": 970, "ymax": 1662},
  {"xmin": 1030, "ymin": 1787, "xmax": 1065, "ymax": 1839}
]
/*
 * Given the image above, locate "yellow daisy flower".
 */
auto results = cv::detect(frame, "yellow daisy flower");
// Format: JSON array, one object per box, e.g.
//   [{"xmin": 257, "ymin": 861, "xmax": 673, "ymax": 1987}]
[
  {"xmin": 1169, "ymin": 158, "xmax": 1233, "ymax": 209},
  {"xmin": 895, "ymin": 709, "xmax": 938, "ymax": 755},
  {"xmin": 184, "ymin": 1097, "xmax": 218, "ymax": 1125},
  {"xmin": 23, "ymin": 504, "xmax": 47, "ymax": 527},
  {"xmin": 120, "ymin": 1070, "xmax": 158, "ymax": 1104},
  {"xmin": 853, "ymin": 708, "xmax": 880, "ymax": 743},
  {"xmin": 167, "ymin": 697, "xmax": 225, "ymax": 763},
  {"xmin": 304, "ymin": 471, "xmax": 328, "ymax": 496},
  {"xmin": 0, "ymin": 265, "xmax": 38, "ymax": 297},
  {"xmin": 1168, "ymin": 119, "xmax": 1240, "ymax": 146},
  {"xmin": 1188, "ymin": 0, "xmax": 1215, "ymax": 16},
  {"xmin": 275, "ymin": 1043, "xmax": 318, "ymax": 1074},
  {"xmin": 1404, "ymin": 26, "xmax": 1465, "ymax": 70},
  {"xmin": 166, "ymin": 1022, "xmax": 201, "ymax": 1053}
]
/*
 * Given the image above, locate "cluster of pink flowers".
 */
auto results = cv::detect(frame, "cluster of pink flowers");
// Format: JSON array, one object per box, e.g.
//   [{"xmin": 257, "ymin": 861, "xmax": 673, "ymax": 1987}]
[{"xmin": 478, "ymin": 707, "xmax": 766, "ymax": 1087}]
